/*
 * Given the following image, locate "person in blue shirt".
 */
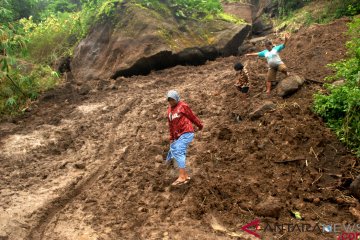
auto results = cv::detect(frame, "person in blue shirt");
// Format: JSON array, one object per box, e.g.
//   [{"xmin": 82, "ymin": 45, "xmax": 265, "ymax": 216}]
[{"xmin": 246, "ymin": 33, "xmax": 290, "ymax": 95}]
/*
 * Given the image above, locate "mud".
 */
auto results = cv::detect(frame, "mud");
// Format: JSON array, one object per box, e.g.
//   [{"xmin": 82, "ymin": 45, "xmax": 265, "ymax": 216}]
[{"xmin": 0, "ymin": 18, "xmax": 358, "ymax": 240}]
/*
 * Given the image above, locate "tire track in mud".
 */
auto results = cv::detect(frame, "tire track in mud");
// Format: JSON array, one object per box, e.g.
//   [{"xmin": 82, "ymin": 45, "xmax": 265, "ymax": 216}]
[{"xmin": 27, "ymin": 98, "xmax": 139, "ymax": 240}]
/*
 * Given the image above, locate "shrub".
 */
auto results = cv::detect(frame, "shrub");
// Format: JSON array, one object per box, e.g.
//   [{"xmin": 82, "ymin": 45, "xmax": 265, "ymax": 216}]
[
  {"xmin": 314, "ymin": 16, "xmax": 360, "ymax": 156},
  {"xmin": 20, "ymin": 12, "xmax": 83, "ymax": 64},
  {"xmin": 0, "ymin": 24, "xmax": 60, "ymax": 115}
]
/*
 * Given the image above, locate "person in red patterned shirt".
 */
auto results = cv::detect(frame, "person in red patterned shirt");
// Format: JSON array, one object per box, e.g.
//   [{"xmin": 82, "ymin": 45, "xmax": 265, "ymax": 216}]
[{"xmin": 166, "ymin": 90, "xmax": 203, "ymax": 186}]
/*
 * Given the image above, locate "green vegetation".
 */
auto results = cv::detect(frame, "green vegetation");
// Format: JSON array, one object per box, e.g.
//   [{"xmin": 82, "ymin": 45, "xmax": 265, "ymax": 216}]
[
  {"xmin": 0, "ymin": 23, "xmax": 60, "ymax": 114},
  {"xmin": 20, "ymin": 13, "xmax": 83, "ymax": 63},
  {"xmin": 137, "ymin": 0, "xmax": 244, "ymax": 23},
  {"xmin": 138, "ymin": 0, "xmax": 222, "ymax": 19},
  {"xmin": 274, "ymin": 0, "xmax": 359, "ymax": 19},
  {"xmin": 221, "ymin": 0, "xmax": 251, "ymax": 3},
  {"xmin": 273, "ymin": 0, "xmax": 360, "ymax": 32},
  {"xmin": 314, "ymin": 16, "xmax": 360, "ymax": 156},
  {"xmin": 168, "ymin": 0, "xmax": 222, "ymax": 19},
  {"xmin": 217, "ymin": 12, "xmax": 245, "ymax": 24}
]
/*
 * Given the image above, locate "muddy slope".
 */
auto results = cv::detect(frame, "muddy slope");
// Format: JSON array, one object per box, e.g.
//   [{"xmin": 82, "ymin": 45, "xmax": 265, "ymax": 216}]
[{"xmin": 0, "ymin": 18, "xmax": 358, "ymax": 240}]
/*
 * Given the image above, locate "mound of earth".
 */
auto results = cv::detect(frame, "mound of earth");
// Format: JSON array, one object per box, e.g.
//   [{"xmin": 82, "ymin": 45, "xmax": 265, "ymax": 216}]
[{"xmin": 0, "ymin": 17, "xmax": 358, "ymax": 240}]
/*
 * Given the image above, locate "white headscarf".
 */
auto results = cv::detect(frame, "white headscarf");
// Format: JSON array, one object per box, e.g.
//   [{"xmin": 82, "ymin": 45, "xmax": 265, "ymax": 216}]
[{"xmin": 167, "ymin": 90, "xmax": 180, "ymax": 103}]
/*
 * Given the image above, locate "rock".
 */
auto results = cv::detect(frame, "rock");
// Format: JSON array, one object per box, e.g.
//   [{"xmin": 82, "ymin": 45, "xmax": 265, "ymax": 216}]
[
  {"xmin": 177, "ymin": 48, "xmax": 206, "ymax": 66},
  {"xmin": 222, "ymin": 1, "xmax": 254, "ymax": 24},
  {"xmin": 147, "ymin": 145, "xmax": 162, "ymax": 154},
  {"xmin": 138, "ymin": 207, "xmax": 144, "ymax": 212},
  {"xmin": 0, "ymin": 122, "xmax": 18, "ymax": 133},
  {"xmin": 54, "ymin": 56, "xmax": 71, "ymax": 74},
  {"xmin": 74, "ymin": 162, "xmax": 86, "ymax": 169},
  {"xmin": 199, "ymin": 46, "xmax": 219, "ymax": 61},
  {"xmin": 238, "ymin": 42, "xmax": 252, "ymax": 55},
  {"xmin": 252, "ymin": 19, "xmax": 272, "ymax": 35},
  {"xmin": 350, "ymin": 175, "xmax": 360, "ymax": 200},
  {"xmin": 78, "ymin": 84, "xmax": 91, "ymax": 95},
  {"xmin": 249, "ymin": 36, "xmax": 267, "ymax": 44},
  {"xmin": 350, "ymin": 207, "xmax": 360, "ymax": 221},
  {"xmin": 108, "ymin": 84, "xmax": 118, "ymax": 90},
  {"xmin": 71, "ymin": 2, "xmax": 251, "ymax": 80},
  {"xmin": 293, "ymin": 200, "xmax": 305, "ymax": 210},
  {"xmin": 0, "ymin": 234, "xmax": 8, "ymax": 240},
  {"xmin": 41, "ymin": 92, "xmax": 56, "ymax": 101},
  {"xmin": 332, "ymin": 80, "xmax": 345, "ymax": 87},
  {"xmin": 218, "ymin": 25, "xmax": 251, "ymax": 57},
  {"xmin": 249, "ymin": 101, "xmax": 276, "ymax": 120},
  {"xmin": 218, "ymin": 127, "xmax": 232, "ymax": 141},
  {"xmin": 313, "ymin": 198, "xmax": 321, "ymax": 204},
  {"xmin": 277, "ymin": 74, "xmax": 305, "ymax": 97},
  {"xmin": 155, "ymin": 155, "xmax": 163, "ymax": 162},
  {"xmin": 254, "ymin": 196, "xmax": 282, "ymax": 218}
]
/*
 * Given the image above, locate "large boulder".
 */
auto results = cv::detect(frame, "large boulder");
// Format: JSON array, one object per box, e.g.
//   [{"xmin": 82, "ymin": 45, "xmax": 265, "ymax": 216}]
[
  {"xmin": 71, "ymin": 2, "xmax": 251, "ymax": 81},
  {"xmin": 221, "ymin": 1, "xmax": 254, "ymax": 24},
  {"xmin": 177, "ymin": 48, "xmax": 206, "ymax": 66},
  {"xmin": 222, "ymin": 0, "xmax": 272, "ymax": 24},
  {"xmin": 277, "ymin": 74, "xmax": 305, "ymax": 97}
]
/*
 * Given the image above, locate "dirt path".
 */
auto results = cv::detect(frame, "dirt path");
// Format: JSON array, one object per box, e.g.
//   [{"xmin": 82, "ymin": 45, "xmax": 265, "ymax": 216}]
[{"xmin": 0, "ymin": 18, "xmax": 358, "ymax": 240}]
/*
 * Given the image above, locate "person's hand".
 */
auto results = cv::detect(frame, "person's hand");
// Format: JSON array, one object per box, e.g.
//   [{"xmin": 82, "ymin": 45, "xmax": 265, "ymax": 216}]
[
  {"xmin": 284, "ymin": 33, "xmax": 290, "ymax": 40},
  {"xmin": 194, "ymin": 126, "xmax": 203, "ymax": 132}
]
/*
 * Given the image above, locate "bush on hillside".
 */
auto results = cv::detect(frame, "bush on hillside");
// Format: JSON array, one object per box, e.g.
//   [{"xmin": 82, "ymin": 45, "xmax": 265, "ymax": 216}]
[{"xmin": 314, "ymin": 16, "xmax": 360, "ymax": 156}]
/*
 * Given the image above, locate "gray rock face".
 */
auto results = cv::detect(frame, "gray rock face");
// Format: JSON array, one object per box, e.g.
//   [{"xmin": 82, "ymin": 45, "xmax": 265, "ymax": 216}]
[
  {"xmin": 71, "ymin": 2, "xmax": 251, "ymax": 81},
  {"xmin": 277, "ymin": 74, "xmax": 305, "ymax": 97},
  {"xmin": 249, "ymin": 101, "xmax": 276, "ymax": 120}
]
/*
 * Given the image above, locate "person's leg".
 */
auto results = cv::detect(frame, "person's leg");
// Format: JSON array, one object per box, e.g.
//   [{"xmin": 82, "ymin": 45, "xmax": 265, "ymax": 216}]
[
  {"xmin": 178, "ymin": 168, "xmax": 188, "ymax": 181},
  {"xmin": 170, "ymin": 133, "xmax": 194, "ymax": 185},
  {"xmin": 267, "ymin": 68, "xmax": 277, "ymax": 94},
  {"xmin": 175, "ymin": 149, "xmax": 188, "ymax": 182},
  {"xmin": 278, "ymin": 64, "xmax": 289, "ymax": 76}
]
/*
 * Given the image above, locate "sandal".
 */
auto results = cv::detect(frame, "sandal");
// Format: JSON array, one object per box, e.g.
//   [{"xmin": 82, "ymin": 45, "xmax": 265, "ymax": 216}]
[{"xmin": 171, "ymin": 177, "xmax": 191, "ymax": 186}]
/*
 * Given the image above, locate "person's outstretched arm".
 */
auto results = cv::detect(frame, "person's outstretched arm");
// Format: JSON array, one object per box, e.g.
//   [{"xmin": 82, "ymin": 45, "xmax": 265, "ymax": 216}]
[
  {"xmin": 247, "ymin": 49, "xmax": 268, "ymax": 58},
  {"xmin": 274, "ymin": 33, "xmax": 290, "ymax": 52},
  {"xmin": 182, "ymin": 104, "xmax": 203, "ymax": 130},
  {"xmin": 245, "ymin": 52, "xmax": 259, "ymax": 57}
]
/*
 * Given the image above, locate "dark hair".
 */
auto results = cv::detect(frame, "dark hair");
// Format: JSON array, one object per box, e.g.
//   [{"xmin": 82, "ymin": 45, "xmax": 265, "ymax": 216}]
[
  {"xmin": 265, "ymin": 40, "xmax": 273, "ymax": 46},
  {"xmin": 234, "ymin": 62, "xmax": 244, "ymax": 71}
]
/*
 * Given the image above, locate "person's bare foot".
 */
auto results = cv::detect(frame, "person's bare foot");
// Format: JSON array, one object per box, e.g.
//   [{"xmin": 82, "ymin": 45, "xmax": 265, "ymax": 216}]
[{"xmin": 171, "ymin": 177, "xmax": 191, "ymax": 186}]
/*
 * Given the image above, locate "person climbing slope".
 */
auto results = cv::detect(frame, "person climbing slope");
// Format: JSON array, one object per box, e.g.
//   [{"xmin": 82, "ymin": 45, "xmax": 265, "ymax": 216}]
[
  {"xmin": 166, "ymin": 90, "xmax": 203, "ymax": 186},
  {"xmin": 246, "ymin": 33, "xmax": 290, "ymax": 94}
]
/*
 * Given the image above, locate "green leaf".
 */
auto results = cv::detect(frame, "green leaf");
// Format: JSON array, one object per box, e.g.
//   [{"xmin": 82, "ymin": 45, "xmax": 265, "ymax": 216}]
[
  {"xmin": 5, "ymin": 97, "xmax": 17, "ymax": 107},
  {"xmin": 291, "ymin": 210, "xmax": 302, "ymax": 220}
]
